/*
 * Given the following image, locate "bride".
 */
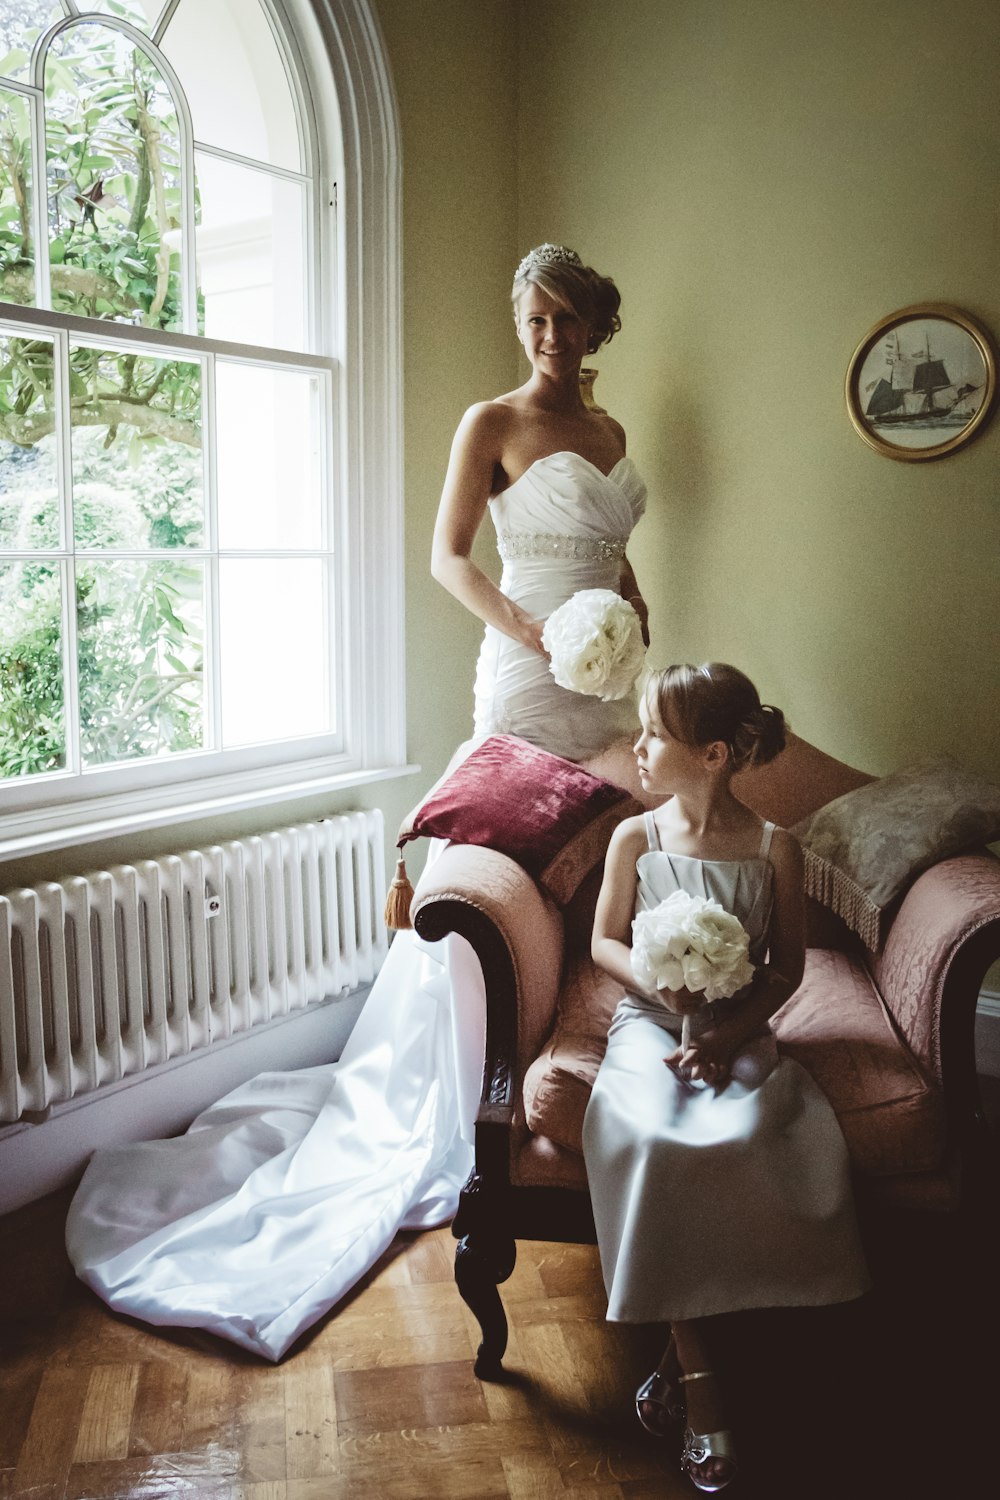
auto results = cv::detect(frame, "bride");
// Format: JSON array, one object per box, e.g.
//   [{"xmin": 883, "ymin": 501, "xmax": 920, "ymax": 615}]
[{"xmin": 65, "ymin": 244, "xmax": 650, "ymax": 1360}]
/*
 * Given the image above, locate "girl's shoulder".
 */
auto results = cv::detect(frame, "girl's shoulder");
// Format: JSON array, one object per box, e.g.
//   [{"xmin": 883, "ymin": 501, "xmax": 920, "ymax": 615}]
[
  {"xmin": 607, "ymin": 811, "xmax": 650, "ymax": 857},
  {"xmin": 766, "ymin": 823, "xmax": 804, "ymax": 879}
]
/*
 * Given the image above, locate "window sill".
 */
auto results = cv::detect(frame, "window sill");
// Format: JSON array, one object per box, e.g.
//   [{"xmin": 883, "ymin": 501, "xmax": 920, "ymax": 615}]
[{"xmin": 0, "ymin": 760, "xmax": 421, "ymax": 864}]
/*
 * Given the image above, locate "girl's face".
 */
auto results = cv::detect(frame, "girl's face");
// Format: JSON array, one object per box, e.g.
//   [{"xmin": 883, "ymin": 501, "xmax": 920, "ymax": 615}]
[
  {"xmin": 515, "ymin": 285, "xmax": 591, "ymax": 373},
  {"xmin": 633, "ymin": 692, "xmax": 704, "ymax": 795}
]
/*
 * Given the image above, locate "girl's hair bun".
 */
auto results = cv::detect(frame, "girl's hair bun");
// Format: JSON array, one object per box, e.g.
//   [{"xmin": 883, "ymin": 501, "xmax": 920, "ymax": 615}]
[{"xmin": 646, "ymin": 662, "xmax": 787, "ymax": 771}]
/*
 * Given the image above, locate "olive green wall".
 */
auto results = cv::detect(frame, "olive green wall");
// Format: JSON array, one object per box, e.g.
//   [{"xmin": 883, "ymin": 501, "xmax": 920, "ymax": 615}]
[
  {"xmin": 376, "ymin": 0, "xmax": 519, "ymax": 821},
  {"xmin": 6, "ymin": 0, "xmax": 998, "ymax": 892},
  {"xmin": 516, "ymin": 0, "xmax": 1000, "ymax": 780}
]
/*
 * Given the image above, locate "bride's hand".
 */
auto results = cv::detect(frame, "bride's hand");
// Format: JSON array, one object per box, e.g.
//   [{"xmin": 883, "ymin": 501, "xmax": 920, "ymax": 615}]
[{"xmin": 519, "ymin": 616, "xmax": 549, "ymax": 657}]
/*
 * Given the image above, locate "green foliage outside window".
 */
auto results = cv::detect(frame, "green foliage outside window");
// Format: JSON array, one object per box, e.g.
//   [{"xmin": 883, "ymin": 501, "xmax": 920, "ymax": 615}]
[{"xmin": 0, "ymin": 13, "xmax": 206, "ymax": 780}]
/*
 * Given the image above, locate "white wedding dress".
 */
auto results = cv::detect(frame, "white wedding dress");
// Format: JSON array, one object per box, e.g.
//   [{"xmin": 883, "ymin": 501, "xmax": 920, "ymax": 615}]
[{"xmin": 65, "ymin": 451, "xmax": 647, "ymax": 1360}]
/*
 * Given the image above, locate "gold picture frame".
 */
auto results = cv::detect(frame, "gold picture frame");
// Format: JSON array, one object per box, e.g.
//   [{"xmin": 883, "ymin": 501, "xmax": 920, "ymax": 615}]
[{"xmin": 846, "ymin": 303, "xmax": 996, "ymax": 461}]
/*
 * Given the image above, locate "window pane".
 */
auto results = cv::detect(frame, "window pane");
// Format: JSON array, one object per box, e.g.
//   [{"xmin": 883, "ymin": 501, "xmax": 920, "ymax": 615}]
[
  {"xmin": 69, "ymin": 344, "xmax": 203, "ymax": 548},
  {"xmin": 0, "ymin": 2, "xmax": 64, "ymax": 84},
  {"xmin": 0, "ymin": 559, "xmax": 65, "ymax": 778},
  {"xmin": 76, "ymin": 555, "xmax": 204, "ymax": 765},
  {"xmin": 196, "ymin": 150, "xmax": 306, "ymax": 351},
  {"xmin": 0, "ymin": 329, "xmax": 59, "ymax": 547},
  {"xmin": 0, "ymin": 84, "xmax": 35, "ymax": 304},
  {"xmin": 161, "ymin": 0, "xmax": 300, "ymax": 172},
  {"xmin": 219, "ymin": 557, "xmax": 328, "ymax": 746},
  {"xmin": 216, "ymin": 362, "xmax": 322, "ymax": 550},
  {"xmin": 85, "ymin": 2, "xmax": 165, "ymax": 32},
  {"xmin": 45, "ymin": 22, "xmax": 187, "ymax": 331}
]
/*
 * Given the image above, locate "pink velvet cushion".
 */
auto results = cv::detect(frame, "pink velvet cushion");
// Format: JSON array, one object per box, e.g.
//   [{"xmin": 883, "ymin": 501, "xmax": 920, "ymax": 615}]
[
  {"xmin": 524, "ymin": 945, "xmax": 945, "ymax": 1178},
  {"xmin": 398, "ymin": 735, "xmax": 642, "ymax": 905}
]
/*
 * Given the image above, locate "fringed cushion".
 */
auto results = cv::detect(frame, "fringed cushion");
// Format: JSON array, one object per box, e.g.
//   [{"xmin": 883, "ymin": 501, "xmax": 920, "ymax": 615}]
[
  {"xmin": 793, "ymin": 757, "xmax": 1000, "ymax": 950},
  {"xmin": 398, "ymin": 735, "xmax": 642, "ymax": 906}
]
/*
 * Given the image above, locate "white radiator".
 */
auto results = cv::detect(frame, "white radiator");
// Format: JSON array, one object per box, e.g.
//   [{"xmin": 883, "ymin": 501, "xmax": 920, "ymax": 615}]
[{"xmin": 0, "ymin": 812, "xmax": 387, "ymax": 1125}]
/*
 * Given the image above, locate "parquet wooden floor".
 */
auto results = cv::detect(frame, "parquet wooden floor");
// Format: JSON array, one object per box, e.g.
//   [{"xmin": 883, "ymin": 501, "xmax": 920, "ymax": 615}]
[{"xmin": 0, "ymin": 1185, "xmax": 995, "ymax": 1499}]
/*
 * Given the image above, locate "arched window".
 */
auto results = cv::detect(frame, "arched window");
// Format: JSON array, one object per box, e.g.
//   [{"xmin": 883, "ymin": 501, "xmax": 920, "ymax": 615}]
[{"xmin": 0, "ymin": 0, "xmax": 403, "ymax": 855}]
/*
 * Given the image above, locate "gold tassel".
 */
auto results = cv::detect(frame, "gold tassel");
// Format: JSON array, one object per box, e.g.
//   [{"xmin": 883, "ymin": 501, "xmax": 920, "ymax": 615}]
[{"xmin": 383, "ymin": 854, "xmax": 414, "ymax": 930}]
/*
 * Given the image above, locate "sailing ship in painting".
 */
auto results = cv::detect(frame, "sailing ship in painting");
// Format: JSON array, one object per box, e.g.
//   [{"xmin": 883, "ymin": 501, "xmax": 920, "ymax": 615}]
[{"xmin": 864, "ymin": 325, "xmax": 985, "ymax": 431}]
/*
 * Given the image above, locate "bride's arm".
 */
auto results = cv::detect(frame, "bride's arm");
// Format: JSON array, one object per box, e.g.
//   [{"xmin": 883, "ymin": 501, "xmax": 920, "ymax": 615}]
[
  {"xmin": 431, "ymin": 403, "xmax": 547, "ymax": 654},
  {"xmin": 619, "ymin": 555, "xmax": 650, "ymax": 646}
]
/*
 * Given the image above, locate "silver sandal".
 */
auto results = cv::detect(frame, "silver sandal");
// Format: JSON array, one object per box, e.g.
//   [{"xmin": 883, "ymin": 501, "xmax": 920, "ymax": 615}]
[
  {"xmin": 635, "ymin": 1368, "xmax": 684, "ymax": 1435},
  {"xmin": 678, "ymin": 1371, "xmax": 738, "ymax": 1493}
]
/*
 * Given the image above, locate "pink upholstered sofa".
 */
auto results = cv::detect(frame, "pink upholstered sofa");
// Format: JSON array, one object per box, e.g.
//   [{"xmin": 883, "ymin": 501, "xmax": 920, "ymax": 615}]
[{"xmin": 410, "ymin": 734, "xmax": 1000, "ymax": 1378}]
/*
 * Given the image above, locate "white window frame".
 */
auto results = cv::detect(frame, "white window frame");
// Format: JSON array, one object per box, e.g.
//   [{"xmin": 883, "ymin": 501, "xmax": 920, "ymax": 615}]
[{"xmin": 0, "ymin": 0, "xmax": 407, "ymax": 862}]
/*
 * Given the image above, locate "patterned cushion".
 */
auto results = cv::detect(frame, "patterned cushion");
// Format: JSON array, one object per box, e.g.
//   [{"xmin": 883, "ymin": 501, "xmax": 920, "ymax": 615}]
[
  {"xmin": 397, "ymin": 735, "xmax": 642, "ymax": 906},
  {"xmin": 523, "ymin": 953, "xmax": 624, "ymax": 1152},
  {"xmin": 792, "ymin": 757, "xmax": 1000, "ymax": 950},
  {"xmin": 772, "ymin": 947, "xmax": 945, "ymax": 1177}
]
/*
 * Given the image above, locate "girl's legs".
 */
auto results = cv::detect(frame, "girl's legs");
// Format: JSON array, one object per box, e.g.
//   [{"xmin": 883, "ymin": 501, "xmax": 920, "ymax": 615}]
[{"xmin": 672, "ymin": 1318, "xmax": 737, "ymax": 1489}]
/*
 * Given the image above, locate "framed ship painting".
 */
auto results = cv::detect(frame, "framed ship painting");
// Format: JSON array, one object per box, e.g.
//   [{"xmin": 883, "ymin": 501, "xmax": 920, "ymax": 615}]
[{"xmin": 846, "ymin": 304, "xmax": 996, "ymax": 461}]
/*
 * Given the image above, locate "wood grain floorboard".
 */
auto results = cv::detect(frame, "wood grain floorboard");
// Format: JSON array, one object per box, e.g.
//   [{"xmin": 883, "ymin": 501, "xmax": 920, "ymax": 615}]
[
  {"xmin": 1, "ymin": 1183, "xmax": 996, "ymax": 1498},
  {"xmin": 0, "ymin": 1191, "xmax": 677, "ymax": 1500}
]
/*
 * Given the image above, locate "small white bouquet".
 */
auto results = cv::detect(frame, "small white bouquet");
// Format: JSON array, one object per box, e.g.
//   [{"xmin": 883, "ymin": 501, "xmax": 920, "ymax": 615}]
[
  {"xmin": 542, "ymin": 588, "xmax": 646, "ymax": 702},
  {"xmin": 631, "ymin": 889, "xmax": 756, "ymax": 1052}
]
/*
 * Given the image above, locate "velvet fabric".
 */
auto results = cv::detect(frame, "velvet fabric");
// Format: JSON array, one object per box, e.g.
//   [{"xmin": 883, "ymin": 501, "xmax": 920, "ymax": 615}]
[{"xmin": 398, "ymin": 734, "xmax": 642, "ymax": 906}]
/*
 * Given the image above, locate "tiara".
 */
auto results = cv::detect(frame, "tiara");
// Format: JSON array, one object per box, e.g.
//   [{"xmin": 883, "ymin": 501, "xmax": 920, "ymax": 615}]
[{"xmin": 514, "ymin": 243, "xmax": 583, "ymax": 281}]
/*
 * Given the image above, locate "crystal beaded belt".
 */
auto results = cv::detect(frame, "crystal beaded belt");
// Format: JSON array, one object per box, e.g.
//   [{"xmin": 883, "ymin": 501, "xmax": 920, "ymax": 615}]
[{"xmin": 496, "ymin": 529, "xmax": 628, "ymax": 562}]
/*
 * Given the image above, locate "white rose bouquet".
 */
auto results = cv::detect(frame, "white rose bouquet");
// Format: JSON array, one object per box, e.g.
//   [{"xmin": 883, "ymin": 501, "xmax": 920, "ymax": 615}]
[
  {"xmin": 541, "ymin": 588, "xmax": 646, "ymax": 702},
  {"xmin": 630, "ymin": 889, "xmax": 756, "ymax": 1053}
]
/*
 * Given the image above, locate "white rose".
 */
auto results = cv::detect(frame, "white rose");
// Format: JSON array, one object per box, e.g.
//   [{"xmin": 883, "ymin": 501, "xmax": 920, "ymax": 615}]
[
  {"xmin": 630, "ymin": 890, "xmax": 756, "ymax": 1002},
  {"xmin": 542, "ymin": 588, "xmax": 646, "ymax": 702}
]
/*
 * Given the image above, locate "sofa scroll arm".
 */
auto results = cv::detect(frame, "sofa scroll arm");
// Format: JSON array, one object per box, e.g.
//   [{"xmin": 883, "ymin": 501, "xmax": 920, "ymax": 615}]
[
  {"xmin": 412, "ymin": 845, "xmax": 566, "ymax": 1379},
  {"xmin": 414, "ymin": 895, "xmax": 520, "ymax": 1128},
  {"xmin": 870, "ymin": 851, "xmax": 1000, "ymax": 1198}
]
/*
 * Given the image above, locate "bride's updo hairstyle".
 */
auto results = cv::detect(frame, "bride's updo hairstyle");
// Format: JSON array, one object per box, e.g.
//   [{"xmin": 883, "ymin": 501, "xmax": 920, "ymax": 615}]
[
  {"xmin": 512, "ymin": 243, "xmax": 622, "ymax": 355},
  {"xmin": 647, "ymin": 662, "xmax": 787, "ymax": 772}
]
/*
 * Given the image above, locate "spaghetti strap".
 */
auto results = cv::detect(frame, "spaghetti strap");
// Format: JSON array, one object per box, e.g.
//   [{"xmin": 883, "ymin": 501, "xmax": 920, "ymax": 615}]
[
  {"xmin": 758, "ymin": 820, "xmax": 776, "ymax": 860},
  {"xmin": 644, "ymin": 811, "xmax": 660, "ymax": 852}
]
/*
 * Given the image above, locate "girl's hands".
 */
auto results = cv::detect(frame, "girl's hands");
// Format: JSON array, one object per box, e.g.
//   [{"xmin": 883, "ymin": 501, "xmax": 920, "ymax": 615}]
[{"xmin": 665, "ymin": 1027, "xmax": 736, "ymax": 1088}]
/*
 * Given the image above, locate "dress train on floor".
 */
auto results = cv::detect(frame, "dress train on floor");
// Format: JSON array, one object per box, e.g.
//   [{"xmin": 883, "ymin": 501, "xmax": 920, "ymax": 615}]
[{"xmin": 65, "ymin": 928, "xmax": 486, "ymax": 1361}]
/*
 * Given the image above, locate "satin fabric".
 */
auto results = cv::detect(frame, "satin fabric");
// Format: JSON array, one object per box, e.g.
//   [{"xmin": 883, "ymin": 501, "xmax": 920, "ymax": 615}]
[
  {"xmin": 66, "ymin": 924, "xmax": 486, "ymax": 1360},
  {"xmin": 66, "ymin": 450, "xmax": 649, "ymax": 1360},
  {"xmin": 474, "ymin": 452, "xmax": 647, "ymax": 759},
  {"xmin": 583, "ymin": 819, "xmax": 871, "ymax": 1324}
]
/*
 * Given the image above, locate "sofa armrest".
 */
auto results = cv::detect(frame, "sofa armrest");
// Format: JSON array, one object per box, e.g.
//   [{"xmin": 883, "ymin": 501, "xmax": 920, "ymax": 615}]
[
  {"xmin": 411, "ymin": 844, "xmax": 565, "ymax": 1123},
  {"xmin": 870, "ymin": 850, "xmax": 1000, "ymax": 1092}
]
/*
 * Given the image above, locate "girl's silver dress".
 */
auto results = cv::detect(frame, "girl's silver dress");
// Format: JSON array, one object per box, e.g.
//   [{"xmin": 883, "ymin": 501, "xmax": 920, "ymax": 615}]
[{"xmin": 582, "ymin": 812, "xmax": 870, "ymax": 1322}]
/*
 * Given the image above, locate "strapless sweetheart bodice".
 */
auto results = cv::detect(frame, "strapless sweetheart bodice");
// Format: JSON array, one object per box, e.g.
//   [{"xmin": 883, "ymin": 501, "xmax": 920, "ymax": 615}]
[{"xmin": 473, "ymin": 451, "xmax": 648, "ymax": 761}]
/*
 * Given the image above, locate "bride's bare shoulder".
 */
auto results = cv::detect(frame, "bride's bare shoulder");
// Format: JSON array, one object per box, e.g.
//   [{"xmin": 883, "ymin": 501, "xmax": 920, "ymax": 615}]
[{"xmin": 455, "ymin": 397, "xmax": 519, "ymax": 444}]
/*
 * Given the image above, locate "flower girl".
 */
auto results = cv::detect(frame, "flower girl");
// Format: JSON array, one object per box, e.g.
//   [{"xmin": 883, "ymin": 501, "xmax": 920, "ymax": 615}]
[{"xmin": 582, "ymin": 663, "xmax": 869, "ymax": 1494}]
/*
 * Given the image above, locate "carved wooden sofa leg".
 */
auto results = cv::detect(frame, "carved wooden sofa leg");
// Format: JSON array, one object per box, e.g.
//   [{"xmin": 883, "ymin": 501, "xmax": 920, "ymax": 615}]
[{"xmin": 452, "ymin": 1169, "xmax": 516, "ymax": 1380}]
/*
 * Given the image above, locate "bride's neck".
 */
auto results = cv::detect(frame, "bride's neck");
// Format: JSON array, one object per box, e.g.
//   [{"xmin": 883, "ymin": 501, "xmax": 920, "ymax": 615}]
[{"xmin": 523, "ymin": 370, "xmax": 588, "ymax": 414}]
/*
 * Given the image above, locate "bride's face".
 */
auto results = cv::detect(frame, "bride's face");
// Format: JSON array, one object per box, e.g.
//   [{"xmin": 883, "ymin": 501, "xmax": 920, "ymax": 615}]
[{"xmin": 515, "ymin": 286, "xmax": 591, "ymax": 373}]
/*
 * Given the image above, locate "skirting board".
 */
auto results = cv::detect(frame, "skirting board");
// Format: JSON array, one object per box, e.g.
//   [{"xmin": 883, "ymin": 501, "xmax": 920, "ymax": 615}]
[
  {"xmin": 0, "ymin": 984, "xmax": 370, "ymax": 1218},
  {"xmin": 976, "ymin": 990, "xmax": 1000, "ymax": 1080}
]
